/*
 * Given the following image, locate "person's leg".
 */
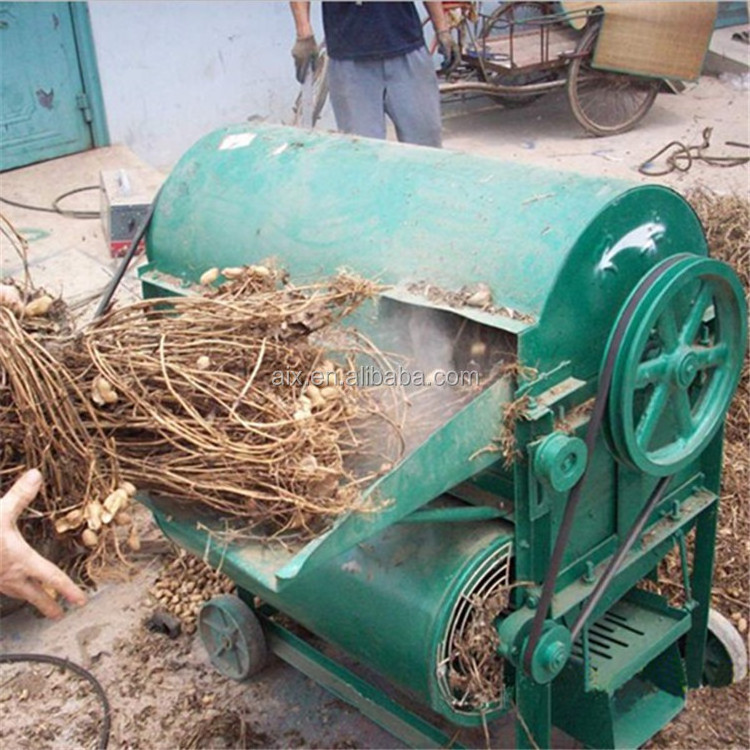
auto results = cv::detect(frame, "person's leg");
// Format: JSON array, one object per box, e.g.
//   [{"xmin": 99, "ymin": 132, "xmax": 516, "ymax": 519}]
[
  {"xmin": 383, "ymin": 47, "xmax": 442, "ymax": 147},
  {"xmin": 327, "ymin": 58, "xmax": 387, "ymax": 139}
]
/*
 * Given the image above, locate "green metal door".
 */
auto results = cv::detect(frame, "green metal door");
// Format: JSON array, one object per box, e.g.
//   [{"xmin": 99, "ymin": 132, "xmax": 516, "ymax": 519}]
[{"xmin": 0, "ymin": 2, "xmax": 106, "ymax": 171}]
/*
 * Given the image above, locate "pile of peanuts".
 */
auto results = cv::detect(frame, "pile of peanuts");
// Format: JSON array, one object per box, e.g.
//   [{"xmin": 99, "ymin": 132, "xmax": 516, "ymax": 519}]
[{"xmin": 148, "ymin": 552, "xmax": 235, "ymax": 634}]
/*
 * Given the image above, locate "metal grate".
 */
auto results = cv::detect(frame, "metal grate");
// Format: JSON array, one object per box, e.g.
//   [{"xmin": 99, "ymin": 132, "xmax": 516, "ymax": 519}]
[{"xmin": 435, "ymin": 541, "xmax": 513, "ymax": 716}]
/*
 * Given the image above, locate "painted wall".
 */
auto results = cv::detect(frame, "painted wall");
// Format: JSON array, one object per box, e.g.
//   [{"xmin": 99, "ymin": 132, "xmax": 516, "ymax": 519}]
[{"xmin": 88, "ymin": 1, "xmax": 330, "ymax": 170}]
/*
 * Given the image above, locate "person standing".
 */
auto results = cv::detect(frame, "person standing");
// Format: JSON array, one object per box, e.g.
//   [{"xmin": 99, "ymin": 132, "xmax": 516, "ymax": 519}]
[{"xmin": 290, "ymin": 1, "xmax": 458, "ymax": 147}]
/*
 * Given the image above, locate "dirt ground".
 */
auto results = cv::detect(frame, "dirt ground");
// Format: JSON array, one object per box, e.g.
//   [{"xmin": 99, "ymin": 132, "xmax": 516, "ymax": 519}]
[{"xmin": 1, "ymin": 63, "xmax": 749, "ymax": 750}]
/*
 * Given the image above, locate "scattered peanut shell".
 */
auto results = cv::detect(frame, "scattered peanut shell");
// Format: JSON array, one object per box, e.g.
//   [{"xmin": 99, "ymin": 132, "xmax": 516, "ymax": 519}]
[
  {"xmin": 0, "ymin": 284, "xmax": 22, "ymax": 314},
  {"xmin": 249, "ymin": 264, "xmax": 271, "ymax": 277},
  {"xmin": 114, "ymin": 511, "xmax": 132, "ymax": 526},
  {"xmin": 84, "ymin": 500, "xmax": 103, "ymax": 531},
  {"xmin": 470, "ymin": 341, "xmax": 487, "ymax": 358},
  {"xmin": 127, "ymin": 528, "xmax": 141, "ymax": 551},
  {"xmin": 102, "ymin": 488, "xmax": 128, "ymax": 523},
  {"xmin": 305, "ymin": 384, "xmax": 326, "ymax": 408},
  {"xmin": 221, "ymin": 267, "xmax": 245, "ymax": 280},
  {"xmin": 54, "ymin": 518, "xmax": 72, "ymax": 535},
  {"xmin": 320, "ymin": 386, "xmax": 340, "ymax": 400},
  {"xmin": 196, "ymin": 355, "xmax": 211, "ymax": 370},
  {"xmin": 299, "ymin": 455, "xmax": 318, "ymax": 474},
  {"xmin": 465, "ymin": 285, "xmax": 492, "ymax": 308},
  {"xmin": 60, "ymin": 508, "xmax": 84, "ymax": 529},
  {"xmin": 81, "ymin": 529, "xmax": 99, "ymax": 548},
  {"xmin": 91, "ymin": 376, "xmax": 118, "ymax": 406},
  {"xmin": 199, "ymin": 267, "xmax": 220, "ymax": 286},
  {"xmin": 24, "ymin": 294, "xmax": 54, "ymax": 317},
  {"xmin": 119, "ymin": 481, "xmax": 137, "ymax": 497}
]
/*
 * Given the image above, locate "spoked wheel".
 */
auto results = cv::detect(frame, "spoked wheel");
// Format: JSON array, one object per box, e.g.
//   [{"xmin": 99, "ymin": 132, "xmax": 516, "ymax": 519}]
[
  {"xmin": 702, "ymin": 609, "xmax": 748, "ymax": 687},
  {"xmin": 478, "ymin": 1, "xmax": 554, "ymax": 108},
  {"xmin": 606, "ymin": 255, "xmax": 747, "ymax": 476},
  {"xmin": 567, "ymin": 20, "xmax": 660, "ymax": 135},
  {"xmin": 198, "ymin": 594, "xmax": 268, "ymax": 681}
]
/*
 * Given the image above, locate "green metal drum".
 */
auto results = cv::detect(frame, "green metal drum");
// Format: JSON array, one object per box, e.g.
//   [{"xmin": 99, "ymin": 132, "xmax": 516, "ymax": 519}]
[
  {"xmin": 155, "ymin": 501, "xmax": 513, "ymax": 726},
  {"xmin": 139, "ymin": 124, "xmax": 747, "ymax": 748}
]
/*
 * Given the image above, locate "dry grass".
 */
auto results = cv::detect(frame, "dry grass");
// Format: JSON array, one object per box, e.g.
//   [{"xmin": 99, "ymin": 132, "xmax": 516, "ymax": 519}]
[
  {"xmin": 686, "ymin": 188, "xmax": 749, "ymax": 628},
  {"xmin": 0, "ymin": 267, "xmax": 397, "ymax": 578}
]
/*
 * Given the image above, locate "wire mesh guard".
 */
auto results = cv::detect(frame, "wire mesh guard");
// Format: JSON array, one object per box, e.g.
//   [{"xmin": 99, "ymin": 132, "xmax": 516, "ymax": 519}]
[{"xmin": 436, "ymin": 541, "xmax": 513, "ymax": 716}]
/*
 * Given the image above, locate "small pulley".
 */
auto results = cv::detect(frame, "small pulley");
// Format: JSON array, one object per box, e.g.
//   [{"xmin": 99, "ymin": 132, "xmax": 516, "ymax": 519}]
[{"xmin": 604, "ymin": 255, "xmax": 746, "ymax": 476}]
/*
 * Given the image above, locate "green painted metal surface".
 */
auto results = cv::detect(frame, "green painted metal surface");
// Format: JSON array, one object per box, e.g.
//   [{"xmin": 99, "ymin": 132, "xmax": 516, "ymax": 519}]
[
  {"xmin": 138, "ymin": 125, "xmax": 747, "ymax": 747},
  {"xmin": 606, "ymin": 255, "xmax": 747, "ymax": 476},
  {"xmin": 259, "ymin": 611, "xmax": 464, "ymax": 749},
  {"xmin": 145, "ymin": 123, "xmax": 635, "ymax": 325},
  {"xmin": 153, "ymin": 498, "xmax": 513, "ymax": 726},
  {"xmin": 277, "ymin": 375, "xmax": 514, "ymax": 579}
]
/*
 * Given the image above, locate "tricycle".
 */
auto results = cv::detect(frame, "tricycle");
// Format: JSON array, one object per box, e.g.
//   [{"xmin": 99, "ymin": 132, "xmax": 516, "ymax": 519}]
[{"xmin": 434, "ymin": 1, "xmax": 663, "ymax": 136}]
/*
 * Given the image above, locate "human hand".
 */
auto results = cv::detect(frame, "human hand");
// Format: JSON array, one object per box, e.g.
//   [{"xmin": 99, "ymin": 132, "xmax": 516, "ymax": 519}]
[
  {"xmin": 437, "ymin": 30, "xmax": 460, "ymax": 74},
  {"xmin": 292, "ymin": 35, "xmax": 318, "ymax": 84},
  {"xmin": 0, "ymin": 469, "xmax": 86, "ymax": 618}
]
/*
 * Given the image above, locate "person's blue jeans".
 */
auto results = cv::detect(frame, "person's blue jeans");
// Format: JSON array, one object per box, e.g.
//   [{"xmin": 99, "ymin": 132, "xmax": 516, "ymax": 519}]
[{"xmin": 327, "ymin": 47, "xmax": 442, "ymax": 147}]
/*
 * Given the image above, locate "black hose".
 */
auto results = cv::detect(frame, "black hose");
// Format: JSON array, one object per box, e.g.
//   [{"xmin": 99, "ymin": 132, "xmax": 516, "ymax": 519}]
[
  {"xmin": 0, "ymin": 652, "xmax": 111, "ymax": 749},
  {"xmin": 0, "ymin": 185, "xmax": 100, "ymax": 219},
  {"xmin": 94, "ymin": 197, "xmax": 157, "ymax": 319}
]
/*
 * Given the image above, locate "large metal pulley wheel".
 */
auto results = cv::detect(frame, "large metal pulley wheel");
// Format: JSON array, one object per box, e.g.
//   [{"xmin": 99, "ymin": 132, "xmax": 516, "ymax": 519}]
[{"xmin": 606, "ymin": 255, "xmax": 747, "ymax": 476}]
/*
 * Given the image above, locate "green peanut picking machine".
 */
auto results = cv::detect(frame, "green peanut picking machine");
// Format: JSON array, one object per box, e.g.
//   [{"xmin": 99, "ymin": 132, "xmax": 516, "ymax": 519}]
[{"xmin": 138, "ymin": 124, "xmax": 747, "ymax": 749}]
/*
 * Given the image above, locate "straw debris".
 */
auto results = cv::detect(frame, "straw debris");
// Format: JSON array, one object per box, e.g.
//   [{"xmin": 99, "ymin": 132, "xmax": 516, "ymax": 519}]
[{"xmin": 0, "ymin": 265, "xmax": 396, "ymax": 578}]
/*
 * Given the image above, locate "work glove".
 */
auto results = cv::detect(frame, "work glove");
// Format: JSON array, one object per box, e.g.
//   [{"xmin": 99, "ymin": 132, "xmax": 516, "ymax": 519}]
[
  {"xmin": 292, "ymin": 35, "xmax": 318, "ymax": 84},
  {"xmin": 437, "ymin": 30, "xmax": 460, "ymax": 74}
]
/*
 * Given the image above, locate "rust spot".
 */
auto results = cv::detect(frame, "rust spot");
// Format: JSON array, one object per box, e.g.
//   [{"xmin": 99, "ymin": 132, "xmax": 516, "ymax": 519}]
[{"xmin": 36, "ymin": 88, "xmax": 54, "ymax": 109}]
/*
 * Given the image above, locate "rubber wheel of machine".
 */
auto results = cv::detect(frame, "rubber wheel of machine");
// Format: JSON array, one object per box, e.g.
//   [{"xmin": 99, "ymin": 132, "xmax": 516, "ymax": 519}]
[
  {"xmin": 702, "ymin": 608, "xmax": 749, "ymax": 687},
  {"xmin": 566, "ymin": 20, "xmax": 660, "ymax": 136},
  {"xmin": 198, "ymin": 594, "xmax": 268, "ymax": 681},
  {"xmin": 478, "ymin": 1, "xmax": 553, "ymax": 108},
  {"xmin": 606, "ymin": 255, "xmax": 747, "ymax": 476}
]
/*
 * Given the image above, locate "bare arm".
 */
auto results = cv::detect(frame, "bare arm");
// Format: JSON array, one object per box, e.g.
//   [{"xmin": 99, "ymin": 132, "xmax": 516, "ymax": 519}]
[
  {"xmin": 424, "ymin": 1, "xmax": 450, "ymax": 34},
  {"xmin": 424, "ymin": 2, "xmax": 459, "ymax": 71},
  {"xmin": 290, "ymin": 1, "xmax": 314, "ymax": 39}
]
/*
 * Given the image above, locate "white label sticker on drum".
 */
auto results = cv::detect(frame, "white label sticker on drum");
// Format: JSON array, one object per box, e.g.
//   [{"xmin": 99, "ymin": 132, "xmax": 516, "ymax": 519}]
[{"xmin": 219, "ymin": 133, "xmax": 257, "ymax": 151}]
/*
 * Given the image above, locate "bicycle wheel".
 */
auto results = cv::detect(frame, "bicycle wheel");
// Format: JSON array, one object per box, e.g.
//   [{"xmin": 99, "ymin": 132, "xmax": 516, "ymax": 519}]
[
  {"xmin": 567, "ymin": 21, "xmax": 659, "ymax": 136},
  {"xmin": 292, "ymin": 44, "xmax": 329, "ymax": 127},
  {"xmin": 478, "ymin": 1, "xmax": 553, "ymax": 108}
]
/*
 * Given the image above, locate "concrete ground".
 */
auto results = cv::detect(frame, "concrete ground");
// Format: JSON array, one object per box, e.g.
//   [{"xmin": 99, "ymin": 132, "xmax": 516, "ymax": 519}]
[{"xmin": 0, "ymin": 69, "xmax": 748, "ymax": 749}]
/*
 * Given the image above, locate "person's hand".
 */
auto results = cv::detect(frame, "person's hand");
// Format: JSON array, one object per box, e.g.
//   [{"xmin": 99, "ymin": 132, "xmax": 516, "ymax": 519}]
[
  {"xmin": 292, "ymin": 35, "xmax": 318, "ymax": 84},
  {"xmin": 437, "ymin": 30, "xmax": 460, "ymax": 74},
  {"xmin": 0, "ymin": 469, "xmax": 86, "ymax": 618}
]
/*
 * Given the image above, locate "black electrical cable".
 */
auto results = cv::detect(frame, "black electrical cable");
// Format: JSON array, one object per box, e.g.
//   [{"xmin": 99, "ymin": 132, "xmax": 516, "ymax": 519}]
[
  {"xmin": 3, "ymin": 180, "xmax": 159, "ymax": 315},
  {"xmin": 522, "ymin": 253, "xmax": 687, "ymax": 675},
  {"xmin": 0, "ymin": 652, "xmax": 111, "ymax": 749},
  {"xmin": 94, "ymin": 195, "xmax": 158, "ymax": 319},
  {"xmin": 52, "ymin": 185, "xmax": 100, "ymax": 219},
  {"xmin": 0, "ymin": 185, "xmax": 100, "ymax": 219}
]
